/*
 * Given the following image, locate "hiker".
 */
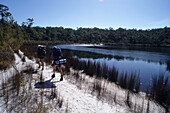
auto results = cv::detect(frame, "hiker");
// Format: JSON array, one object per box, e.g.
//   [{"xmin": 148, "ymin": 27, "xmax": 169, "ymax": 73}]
[
  {"xmin": 37, "ymin": 45, "xmax": 46, "ymax": 70},
  {"xmin": 51, "ymin": 46, "xmax": 63, "ymax": 81}
]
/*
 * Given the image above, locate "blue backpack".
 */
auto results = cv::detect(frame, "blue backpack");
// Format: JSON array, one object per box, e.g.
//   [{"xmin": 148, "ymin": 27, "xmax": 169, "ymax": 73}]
[{"xmin": 52, "ymin": 48, "xmax": 62, "ymax": 60}]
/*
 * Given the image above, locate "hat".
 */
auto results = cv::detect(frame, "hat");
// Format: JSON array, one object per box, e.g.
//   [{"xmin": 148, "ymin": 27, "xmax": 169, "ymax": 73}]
[
  {"xmin": 53, "ymin": 46, "xmax": 57, "ymax": 49},
  {"xmin": 38, "ymin": 45, "xmax": 46, "ymax": 47}
]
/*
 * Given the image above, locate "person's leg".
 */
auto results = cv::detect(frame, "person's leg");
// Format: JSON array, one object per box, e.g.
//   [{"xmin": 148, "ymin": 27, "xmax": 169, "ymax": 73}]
[
  {"xmin": 41, "ymin": 58, "xmax": 44, "ymax": 70},
  {"xmin": 53, "ymin": 65, "xmax": 56, "ymax": 75},
  {"xmin": 51, "ymin": 64, "xmax": 56, "ymax": 78},
  {"xmin": 37, "ymin": 58, "xmax": 41, "ymax": 68},
  {"xmin": 57, "ymin": 65, "xmax": 63, "ymax": 81}
]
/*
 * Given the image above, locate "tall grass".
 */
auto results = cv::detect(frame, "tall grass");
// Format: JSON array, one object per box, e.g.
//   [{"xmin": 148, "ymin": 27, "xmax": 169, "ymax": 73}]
[
  {"xmin": 93, "ymin": 79, "xmax": 102, "ymax": 97},
  {"xmin": 0, "ymin": 61, "xmax": 66, "ymax": 112},
  {"xmin": 12, "ymin": 73, "xmax": 21, "ymax": 96},
  {"xmin": 150, "ymin": 74, "xmax": 169, "ymax": 112},
  {"xmin": 118, "ymin": 73, "xmax": 128, "ymax": 89},
  {"xmin": 65, "ymin": 55, "xmax": 141, "ymax": 93},
  {"xmin": 108, "ymin": 66, "xmax": 119, "ymax": 83}
]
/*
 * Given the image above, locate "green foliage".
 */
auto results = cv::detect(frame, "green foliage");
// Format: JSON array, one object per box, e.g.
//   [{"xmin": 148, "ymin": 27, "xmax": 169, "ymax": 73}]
[
  {"xmin": 23, "ymin": 26, "xmax": 170, "ymax": 47},
  {"xmin": 0, "ymin": 4, "xmax": 23, "ymax": 70},
  {"xmin": 0, "ymin": 4, "xmax": 12, "ymax": 21}
]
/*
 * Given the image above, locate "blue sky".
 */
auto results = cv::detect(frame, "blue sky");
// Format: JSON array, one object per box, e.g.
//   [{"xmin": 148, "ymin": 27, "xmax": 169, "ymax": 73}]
[{"xmin": 1, "ymin": 0, "xmax": 170, "ymax": 29}]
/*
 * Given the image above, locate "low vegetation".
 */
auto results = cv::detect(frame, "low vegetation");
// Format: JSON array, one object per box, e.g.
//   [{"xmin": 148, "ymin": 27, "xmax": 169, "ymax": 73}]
[
  {"xmin": 0, "ymin": 4, "xmax": 23, "ymax": 70},
  {"xmin": 0, "ymin": 63, "xmax": 66, "ymax": 112}
]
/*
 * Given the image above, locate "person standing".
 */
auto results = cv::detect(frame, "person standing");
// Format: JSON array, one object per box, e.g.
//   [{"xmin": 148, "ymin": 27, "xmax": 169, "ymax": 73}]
[
  {"xmin": 51, "ymin": 46, "xmax": 63, "ymax": 81},
  {"xmin": 37, "ymin": 45, "xmax": 46, "ymax": 70}
]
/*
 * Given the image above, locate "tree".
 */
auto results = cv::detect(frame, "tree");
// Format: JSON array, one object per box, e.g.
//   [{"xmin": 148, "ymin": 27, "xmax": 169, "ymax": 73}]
[
  {"xmin": 0, "ymin": 4, "xmax": 23, "ymax": 70},
  {"xmin": 0, "ymin": 4, "xmax": 12, "ymax": 22}
]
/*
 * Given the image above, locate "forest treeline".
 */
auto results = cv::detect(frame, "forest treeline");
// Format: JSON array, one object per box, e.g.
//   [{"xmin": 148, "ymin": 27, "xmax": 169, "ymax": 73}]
[{"xmin": 23, "ymin": 24, "xmax": 170, "ymax": 47}]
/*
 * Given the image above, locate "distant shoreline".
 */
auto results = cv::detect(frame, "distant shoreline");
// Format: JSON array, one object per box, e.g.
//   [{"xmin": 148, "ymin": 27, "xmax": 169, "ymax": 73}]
[{"xmin": 23, "ymin": 40, "xmax": 170, "ymax": 47}]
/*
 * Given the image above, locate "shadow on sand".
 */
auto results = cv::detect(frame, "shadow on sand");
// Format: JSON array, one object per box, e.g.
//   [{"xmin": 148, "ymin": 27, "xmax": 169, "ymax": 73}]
[{"xmin": 34, "ymin": 78, "xmax": 60, "ymax": 88}]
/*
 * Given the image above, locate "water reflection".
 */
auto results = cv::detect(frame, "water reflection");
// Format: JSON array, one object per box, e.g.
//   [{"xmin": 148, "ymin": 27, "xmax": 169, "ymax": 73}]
[
  {"xmin": 62, "ymin": 48, "xmax": 170, "ymax": 72},
  {"xmin": 57, "ymin": 44, "xmax": 170, "ymax": 72},
  {"xmin": 167, "ymin": 61, "xmax": 170, "ymax": 72},
  {"xmin": 58, "ymin": 44, "xmax": 170, "ymax": 91},
  {"xmin": 62, "ymin": 49, "xmax": 113, "ymax": 59},
  {"xmin": 88, "ymin": 45, "xmax": 170, "ymax": 56}
]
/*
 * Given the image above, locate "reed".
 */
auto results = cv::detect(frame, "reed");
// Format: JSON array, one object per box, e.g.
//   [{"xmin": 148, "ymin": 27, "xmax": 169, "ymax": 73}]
[
  {"xmin": 114, "ymin": 93, "xmax": 117, "ymax": 104},
  {"xmin": 95, "ymin": 62, "xmax": 102, "ymax": 78},
  {"xmin": 127, "ymin": 73, "xmax": 136, "ymax": 91},
  {"xmin": 93, "ymin": 79, "xmax": 102, "ymax": 97},
  {"xmin": 150, "ymin": 74, "xmax": 169, "ymax": 112},
  {"xmin": 108, "ymin": 66, "xmax": 119, "ymax": 83},
  {"xmin": 13, "ymin": 73, "xmax": 21, "ymax": 96},
  {"xmin": 146, "ymin": 98, "xmax": 150, "ymax": 113},
  {"xmin": 126, "ymin": 91, "xmax": 131, "ymax": 108},
  {"xmin": 120, "ymin": 73, "xmax": 128, "ymax": 89},
  {"xmin": 134, "ymin": 76, "xmax": 140, "ymax": 93},
  {"xmin": 1, "ymin": 77, "xmax": 6, "ymax": 96},
  {"xmin": 65, "ymin": 55, "xmax": 142, "ymax": 94},
  {"xmin": 101, "ymin": 62, "xmax": 109, "ymax": 79},
  {"xmin": 87, "ymin": 60, "xmax": 96, "ymax": 77}
]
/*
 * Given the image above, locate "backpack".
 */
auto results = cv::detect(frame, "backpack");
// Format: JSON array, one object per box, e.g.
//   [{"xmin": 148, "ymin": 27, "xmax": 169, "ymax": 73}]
[
  {"xmin": 38, "ymin": 46, "xmax": 46, "ymax": 57},
  {"xmin": 52, "ymin": 48, "xmax": 62, "ymax": 60}
]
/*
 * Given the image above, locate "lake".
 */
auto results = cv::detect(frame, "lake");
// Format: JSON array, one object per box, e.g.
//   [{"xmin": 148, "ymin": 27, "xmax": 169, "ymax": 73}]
[{"xmin": 56, "ymin": 44, "xmax": 170, "ymax": 92}]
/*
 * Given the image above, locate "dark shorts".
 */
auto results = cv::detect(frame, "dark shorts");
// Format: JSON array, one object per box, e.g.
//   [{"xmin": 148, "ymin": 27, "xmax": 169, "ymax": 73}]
[
  {"xmin": 53, "ymin": 60, "xmax": 61, "ymax": 66},
  {"xmin": 38, "ymin": 56, "xmax": 45, "ymax": 59}
]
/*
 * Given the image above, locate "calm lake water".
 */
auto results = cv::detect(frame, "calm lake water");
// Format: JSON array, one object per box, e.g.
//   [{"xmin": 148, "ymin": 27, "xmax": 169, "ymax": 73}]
[{"xmin": 56, "ymin": 44, "xmax": 170, "ymax": 92}]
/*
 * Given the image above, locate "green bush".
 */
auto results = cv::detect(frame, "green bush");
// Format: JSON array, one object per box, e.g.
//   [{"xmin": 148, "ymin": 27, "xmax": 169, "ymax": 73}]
[{"xmin": 0, "ymin": 4, "xmax": 23, "ymax": 70}]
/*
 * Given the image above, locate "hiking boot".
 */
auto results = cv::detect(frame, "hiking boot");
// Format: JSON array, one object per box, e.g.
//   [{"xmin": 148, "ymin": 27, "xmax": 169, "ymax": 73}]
[
  {"xmin": 60, "ymin": 76, "xmax": 63, "ymax": 81},
  {"xmin": 51, "ymin": 74, "xmax": 55, "ymax": 79}
]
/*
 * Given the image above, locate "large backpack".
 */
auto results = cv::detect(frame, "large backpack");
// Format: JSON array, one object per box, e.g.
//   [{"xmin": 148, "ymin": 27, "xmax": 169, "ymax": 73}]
[
  {"xmin": 52, "ymin": 48, "xmax": 62, "ymax": 60},
  {"xmin": 38, "ymin": 46, "xmax": 46, "ymax": 58}
]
